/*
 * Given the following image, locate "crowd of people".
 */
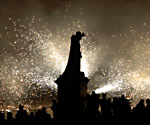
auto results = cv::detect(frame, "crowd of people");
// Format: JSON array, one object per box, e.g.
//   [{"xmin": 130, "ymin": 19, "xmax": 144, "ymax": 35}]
[
  {"xmin": 86, "ymin": 91, "xmax": 150, "ymax": 121},
  {"xmin": 52, "ymin": 91, "xmax": 150, "ymax": 121},
  {"xmin": 0, "ymin": 104, "xmax": 52, "ymax": 121},
  {"xmin": 0, "ymin": 91, "xmax": 150, "ymax": 121}
]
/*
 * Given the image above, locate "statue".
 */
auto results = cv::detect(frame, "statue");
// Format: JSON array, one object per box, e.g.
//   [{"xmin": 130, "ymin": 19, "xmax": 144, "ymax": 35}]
[
  {"xmin": 63, "ymin": 31, "xmax": 85, "ymax": 77},
  {"xmin": 54, "ymin": 31, "xmax": 89, "ymax": 120}
]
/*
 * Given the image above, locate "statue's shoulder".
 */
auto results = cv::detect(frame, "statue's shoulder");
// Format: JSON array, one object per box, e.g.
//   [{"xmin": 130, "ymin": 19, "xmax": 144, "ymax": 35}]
[{"xmin": 71, "ymin": 35, "xmax": 76, "ymax": 39}]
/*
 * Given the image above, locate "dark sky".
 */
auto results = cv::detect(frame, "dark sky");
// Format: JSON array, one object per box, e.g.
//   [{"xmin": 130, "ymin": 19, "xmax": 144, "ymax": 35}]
[
  {"xmin": 0, "ymin": 0, "xmax": 150, "ymax": 23},
  {"xmin": 1, "ymin": 0, "xmax": 150, "ymax": 40}
]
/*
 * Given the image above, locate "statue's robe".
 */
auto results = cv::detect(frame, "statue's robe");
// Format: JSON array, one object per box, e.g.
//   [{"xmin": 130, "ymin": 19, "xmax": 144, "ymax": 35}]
[{"xmin": 63, "ymin": 35, "xmax": 82, "ymax": 77}]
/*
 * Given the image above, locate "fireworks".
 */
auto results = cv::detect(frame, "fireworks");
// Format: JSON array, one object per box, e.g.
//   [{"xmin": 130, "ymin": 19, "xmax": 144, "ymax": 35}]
[
  {"xmin": 1, "ymin": 8, "xmax": 150, "ymax": 108},
  {"xmin": 94, "ymin": 25, "xmax": 150, "ymax": 105},
  {"xmin": 0, "ymin": 14, "xmax": 100, "ymax": 107}
]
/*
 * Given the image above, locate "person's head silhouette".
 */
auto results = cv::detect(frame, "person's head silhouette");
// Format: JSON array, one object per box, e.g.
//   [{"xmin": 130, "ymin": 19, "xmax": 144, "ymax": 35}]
[{"xmin": 19, "ymin": 104, "xmax": 24, "ymax": 111}]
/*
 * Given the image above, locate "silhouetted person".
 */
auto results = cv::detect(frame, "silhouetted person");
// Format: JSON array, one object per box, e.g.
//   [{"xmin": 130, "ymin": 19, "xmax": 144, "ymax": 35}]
[
  {"xmin": 35, "ymin": 107, "xmax": 51, "ymax": 120},
  {"xmin": 51, "ymin": 99, "xmax": 59, "ymax": 120},
  {"xmin": 106, "ymin": 98, "xmax": 113, "ymax": 119},
  {"xmin": 145, "ymin": 99, "xmax": 150, "ymax": 120},
  {"xmin": 119, "ymin": 95, "xmax": 131, "ymax": 120},
  {"xmin": 35, "ymin": 109, "xmax": 41, "ymax": 120},
  {"xmin": 112, "ymin": 97, "xmax": 120, "ymax": 119},
  {"xmin": 99, "ymin": 93, "xmax": 112, "ymax": 120},
  {"xmin": 15, "ymin": 104, "xmax": 28, "ymax": 120},
  {"xmin": 87, "ymin": 91, "xmax": 99, "ymax": 120},
  {"xmin": 0, "ymin": 112, "xmax": 4, "ymax": 120},
  {"xmin": 7, "ymin": 112, "xmax": 14, "ymax": 120},
  {"xmin": 41, "ymin": 107, "xmax": 51, "ymax": 120},
  {"xmin": 133, "ymin": 99, "xmax": 146, "ymax": 120},
  {"xmin": 29, "ymin": 112, "xmax": 35, "ymax": 120}
]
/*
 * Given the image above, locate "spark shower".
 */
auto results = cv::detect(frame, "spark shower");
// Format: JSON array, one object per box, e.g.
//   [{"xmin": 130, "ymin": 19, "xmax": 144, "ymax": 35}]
[{"xmin": 0, "ymin": 7, "xmax": 150, "ymax": 107}]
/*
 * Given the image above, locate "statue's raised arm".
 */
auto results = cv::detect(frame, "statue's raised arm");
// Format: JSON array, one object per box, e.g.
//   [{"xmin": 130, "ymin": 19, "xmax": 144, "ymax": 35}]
[{"xmin": 76, "ymin": 31, "xmax": 85, "ymax": 40}]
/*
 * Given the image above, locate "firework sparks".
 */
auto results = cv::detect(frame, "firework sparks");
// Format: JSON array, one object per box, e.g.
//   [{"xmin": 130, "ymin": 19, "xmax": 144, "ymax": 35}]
[
  {"xmin": 94, "ymin": 26, "xmax": 150, "ymax": 105},
  {"xmin": 0, "ymin": 14, "xmax": 100, "ymax": 107},
  {"xmin": 1, "ymin": 8, "xmax": 150, "ymax": 108}
]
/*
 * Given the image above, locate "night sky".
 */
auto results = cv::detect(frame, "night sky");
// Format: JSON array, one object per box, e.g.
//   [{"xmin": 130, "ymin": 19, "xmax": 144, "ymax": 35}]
[{"xmin": 1, "ymin": 0, "xmax": 150, "ymax": 108}]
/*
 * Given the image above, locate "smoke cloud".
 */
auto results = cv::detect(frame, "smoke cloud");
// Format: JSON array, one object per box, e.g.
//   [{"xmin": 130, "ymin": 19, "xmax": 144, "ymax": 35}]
[{"xmin": 0, "ymin": 0, "xmax": 150, "ymax": 104}]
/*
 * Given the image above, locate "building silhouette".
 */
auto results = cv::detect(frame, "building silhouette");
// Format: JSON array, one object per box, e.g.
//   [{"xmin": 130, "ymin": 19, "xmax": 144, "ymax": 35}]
[{"xmin": 55, "ymin": 32, "xmax": 89, "ymax": 119}]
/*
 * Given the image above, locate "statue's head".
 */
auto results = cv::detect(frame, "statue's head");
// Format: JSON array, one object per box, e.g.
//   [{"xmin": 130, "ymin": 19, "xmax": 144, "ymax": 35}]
[{"xmin": 76, "ymin": 31, "xmax": 85, "ymax": 40}]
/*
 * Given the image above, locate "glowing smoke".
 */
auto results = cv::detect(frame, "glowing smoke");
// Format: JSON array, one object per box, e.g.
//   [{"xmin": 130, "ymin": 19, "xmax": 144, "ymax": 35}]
[
  {"xmin": 1, "ymin": 2, "xmax": 150, "ymax": 106},
  {"xmin": 95, "ymin": 81, "xmax": 123, "ymax": 94},
  {"xmin": 0, "ymin": 13, "xmax": 100, "ymax": 106}
]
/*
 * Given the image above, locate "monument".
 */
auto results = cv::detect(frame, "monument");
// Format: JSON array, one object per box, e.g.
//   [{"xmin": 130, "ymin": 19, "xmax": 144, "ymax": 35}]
[{"xmin": 55, "ymin": 31, "xmax": 90, "ymax": 119}]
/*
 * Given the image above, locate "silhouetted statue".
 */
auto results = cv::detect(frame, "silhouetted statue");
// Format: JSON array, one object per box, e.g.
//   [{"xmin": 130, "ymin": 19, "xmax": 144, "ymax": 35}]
[
  {"xmin": 63, "ymin": 32, "xmax": 85, "ymax": 76},
  {"xmin": 55, "ymin": 32, "xmax": 89, "ymax": 120}
]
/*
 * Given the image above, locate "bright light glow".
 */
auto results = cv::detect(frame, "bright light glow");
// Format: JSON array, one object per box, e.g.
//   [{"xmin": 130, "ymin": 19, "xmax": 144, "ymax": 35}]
[{"xmin": 95, "ymin": 80, "xmax": 123, "ymax": 94}]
